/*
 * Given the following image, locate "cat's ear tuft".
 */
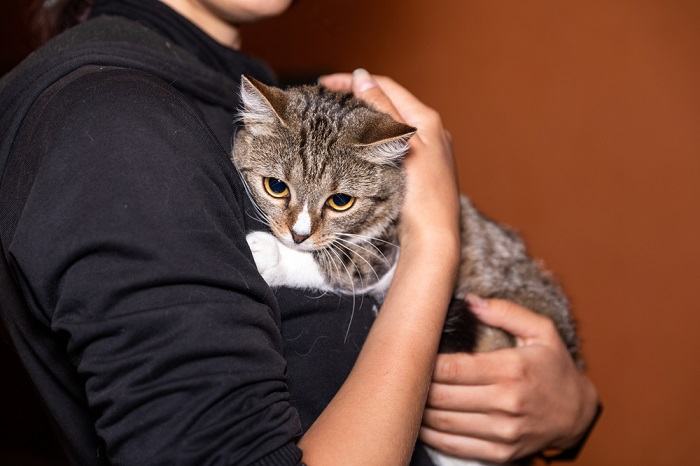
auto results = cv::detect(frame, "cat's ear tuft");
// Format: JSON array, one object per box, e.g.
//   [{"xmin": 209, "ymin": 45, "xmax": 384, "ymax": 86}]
[
  {"xmin": 239, "ymin": 75, "xmax": 289, "ymax": 134},
  {"xmin": 354, "ymin": 114, "xmax": 416, "ymax": 165}
]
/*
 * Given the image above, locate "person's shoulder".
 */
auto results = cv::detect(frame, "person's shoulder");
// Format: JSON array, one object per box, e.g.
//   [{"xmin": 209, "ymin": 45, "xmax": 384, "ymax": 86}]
[
  {"xmin": 16, "ymin": 64, "xmax": 246, "ymax": 229},
  {"xmin": 48, "ymin": 66, "xmax": 203, "ymax": 128},
  {"xmin": 19, "ymin": 64, "xmax": 241, "ymax": 214},
  {"xmin": 35, "ymin": 65, "xmax": 226, "ymax": 167}
]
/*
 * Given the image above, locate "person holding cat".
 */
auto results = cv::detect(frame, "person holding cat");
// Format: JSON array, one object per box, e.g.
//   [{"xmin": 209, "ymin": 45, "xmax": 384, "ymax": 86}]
[{"xmin": 0, "ymin": 0, "xmax": 599, "ymax": 465}]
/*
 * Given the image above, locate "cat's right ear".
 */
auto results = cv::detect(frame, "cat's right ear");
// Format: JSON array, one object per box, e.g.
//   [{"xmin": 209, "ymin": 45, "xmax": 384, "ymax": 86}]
[
  {"xmin": 239, "ymin": 75, "xmax": 289, "ymax": 135},
  {"xmin": 354, "ymin": 113, "xmax": 417, "ymax": 166}
]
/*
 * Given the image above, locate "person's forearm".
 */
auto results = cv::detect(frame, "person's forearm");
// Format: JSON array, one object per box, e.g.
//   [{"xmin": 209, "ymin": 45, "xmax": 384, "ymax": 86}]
[{"xmin": 299, "ymin": 238, "xmax": 459, "ymax": 465}]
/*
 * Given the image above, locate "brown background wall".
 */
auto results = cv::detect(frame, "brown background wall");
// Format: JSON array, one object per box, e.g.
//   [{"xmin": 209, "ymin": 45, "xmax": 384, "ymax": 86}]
[{"xmin": 2, "ymin": 1, "xmax": 699, "ymax": 465}]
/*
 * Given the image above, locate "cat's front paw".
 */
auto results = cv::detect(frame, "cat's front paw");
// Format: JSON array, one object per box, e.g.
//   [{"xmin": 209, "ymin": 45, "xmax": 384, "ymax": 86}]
[{"xmin": 246, "ymin": 231, "xmax": 282, "ymax": 284}]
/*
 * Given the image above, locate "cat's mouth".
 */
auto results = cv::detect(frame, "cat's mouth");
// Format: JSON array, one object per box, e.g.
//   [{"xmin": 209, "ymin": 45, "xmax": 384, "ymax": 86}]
[{"xmin": 275, "ymin": 229, "xmax": 323, "ymax": 252}]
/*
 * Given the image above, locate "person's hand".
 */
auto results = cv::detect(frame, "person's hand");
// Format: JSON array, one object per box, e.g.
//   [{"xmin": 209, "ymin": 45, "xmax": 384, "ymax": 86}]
[
  {"xmin": 421, "ymin": 296, "xmax": 599, "ymax": 463},
  {"xmin": 319, "ymin": 70, "xmax": 461, "ymax": 256}
]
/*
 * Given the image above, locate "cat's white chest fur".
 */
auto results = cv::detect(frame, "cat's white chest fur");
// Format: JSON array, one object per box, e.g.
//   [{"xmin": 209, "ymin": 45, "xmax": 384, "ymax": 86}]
[
  {"xmin": 246, "ymin": 231, "xmax": 331, "ymax": 291},
  {"xmin": 246, "ymin": 230, "xmax": 395, "ymax": 297}
]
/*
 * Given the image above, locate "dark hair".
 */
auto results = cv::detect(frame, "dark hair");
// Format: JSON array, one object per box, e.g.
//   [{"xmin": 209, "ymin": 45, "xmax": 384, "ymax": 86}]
[{"xmin": 31, "ymin": 0, "xmax": 93, "ymax": 44}]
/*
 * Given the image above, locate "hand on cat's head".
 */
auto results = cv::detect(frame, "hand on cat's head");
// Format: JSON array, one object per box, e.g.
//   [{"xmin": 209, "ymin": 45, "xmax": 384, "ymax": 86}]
[
  {"xmin": 320, "ymin": 70, "xmax": 461, "ymax": 254},
  {"xmin": 319, "ymin": 70, "xmax": 449, "ymax": 148}
]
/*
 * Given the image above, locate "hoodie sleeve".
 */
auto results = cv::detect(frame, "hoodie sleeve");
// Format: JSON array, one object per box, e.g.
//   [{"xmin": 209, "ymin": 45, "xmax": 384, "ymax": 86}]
[{"xmin": 8, "ymin": 67, "xmax": 303, "ymax": 465}]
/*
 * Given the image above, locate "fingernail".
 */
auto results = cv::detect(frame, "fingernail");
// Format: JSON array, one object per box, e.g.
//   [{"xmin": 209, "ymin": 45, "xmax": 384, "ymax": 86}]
[
  {"xmin": 466, "ymin": 293, "xmax": 488, "ymax": 312},
  {"xmin": 352, "ymin": 68, "xmax": 377, "ymax": 92}
]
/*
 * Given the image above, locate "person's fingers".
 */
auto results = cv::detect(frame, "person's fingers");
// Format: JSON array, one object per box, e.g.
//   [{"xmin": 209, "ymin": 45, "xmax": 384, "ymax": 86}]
[
  {"xmin": 320, "ymin": 71, "xmax": 432, "ymax": 129},
  {"xmin": 423, "ymin": 409, "xmax": 526, "ymax": 444},
  {"xmin": 426, "ymin": 383, "xmax": 505, "ymax": 412},
  {"xmin": 319, "ymin": 73, "xmax": 427, "ymax": 113},
  {"xmin": 371, "ymin": 76, "xmax": 432, "ymax": 115},
  {"xmin": 433, "ymin": 352, "xmax": 516, "ymax": 385},
  {"xmin": 317, "ymin": 73, "xmax": 352, "ymax": 92},
  {"xmin": 350, "ymin": 68, "xmax": 405, "ymax": 122},
  {"xmin": 466, "ymin": 294, "xmax": 559, "ymax": 343},
  {"xmin": 420, "ymin": 427, "xmax": 521, "ymax": 464}
]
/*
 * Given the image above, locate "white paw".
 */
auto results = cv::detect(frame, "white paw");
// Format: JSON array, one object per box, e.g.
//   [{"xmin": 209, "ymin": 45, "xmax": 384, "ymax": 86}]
[{"xmin": 246, "ymin": 231, "xmax": 282, "ymax": 284}]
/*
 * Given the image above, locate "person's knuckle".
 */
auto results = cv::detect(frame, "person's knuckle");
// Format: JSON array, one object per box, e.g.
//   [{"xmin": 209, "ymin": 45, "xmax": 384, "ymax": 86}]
[
  {"xmin": 493, "ymin": 445, "xmax": 518, "ymax": 463},
  {"xmin": 437, "ymin": 357, "xmax": 461, "ymax": 382},
  {"xmin": 500, "ymin": 421, "xmax": 523, "ymax": 443},
  {"xmin": 431, "ymin": 410, "xmax": 455, "ymax": 432},
  {"xmin": 424, "ymin": 108, "xmax": 442, "ymax": 127},
  {"xmin": 427, "ymin": 385, "xmax": 449, "ymax": 407},
  {"xmin": 504, "ymin": 392, "xmax": 525, "ymax": 414},
  {"xmin": 542, "ymin": 318, "xmax": 559, "ymax": 339},
  {"xmin": 435, "ymin": 434, "xmax": 462, "ymax": 457},
  {"xmin": 508, "ymin": 353, "xmax": 527, "ymax": 380}
]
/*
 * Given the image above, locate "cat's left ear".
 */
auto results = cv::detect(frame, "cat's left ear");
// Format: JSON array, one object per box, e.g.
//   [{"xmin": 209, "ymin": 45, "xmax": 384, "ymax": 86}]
[
  {"xmin": 354, "ymin": 113, "xmax": 417, "ymax": 165},
  {"xmin": 239, "ymin": 75, "xmax": 289, "ymax": 135}
]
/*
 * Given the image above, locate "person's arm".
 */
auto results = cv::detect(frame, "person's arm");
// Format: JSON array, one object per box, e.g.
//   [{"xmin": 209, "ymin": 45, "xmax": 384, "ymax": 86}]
[
  {"xmin": 304, "ymin": 70, "xmax": 461, "ymax": 465},
  {"xmin": 12, "ymin": 69, "xmax": 303, "ymax": 465},
  {"xmin": 320, "ymin": 71, "xmax": 601, "ymax": 465},
  {"xmin": 421, "ymin": 297, "xmax": 600, "ymax": 463}
]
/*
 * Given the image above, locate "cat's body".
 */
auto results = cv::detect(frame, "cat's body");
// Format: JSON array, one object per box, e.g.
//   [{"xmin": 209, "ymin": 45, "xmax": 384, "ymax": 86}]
[{"xmin": 232, "ymin": 77, "xmax": 581, "ymax": 466}]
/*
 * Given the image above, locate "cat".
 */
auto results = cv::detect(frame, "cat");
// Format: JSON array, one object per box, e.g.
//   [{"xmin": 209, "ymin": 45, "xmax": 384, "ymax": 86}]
[{"xmin": 231, "ymin": 76, "xmax": 581, "ymax": 466}]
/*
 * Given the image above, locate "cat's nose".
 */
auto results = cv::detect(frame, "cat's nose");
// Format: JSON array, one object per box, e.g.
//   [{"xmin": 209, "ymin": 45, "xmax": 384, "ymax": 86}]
[
  {"xmin": 290, "ymin": 206, "xmax": 312, "ymax": 244},
  {"xmin": 291, "ymin": 230, "xmax": 310, "ymax": 244}
]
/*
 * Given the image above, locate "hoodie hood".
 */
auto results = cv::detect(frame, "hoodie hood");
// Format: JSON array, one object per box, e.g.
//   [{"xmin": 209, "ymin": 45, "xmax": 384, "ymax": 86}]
[{"xmin": 0, "ymin": 14, "xmax": 272, "ymax": 181}]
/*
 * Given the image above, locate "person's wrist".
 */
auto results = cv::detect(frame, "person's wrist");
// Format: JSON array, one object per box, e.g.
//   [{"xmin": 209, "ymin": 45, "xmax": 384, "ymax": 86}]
[
  {"xmin": 399, "ymin": 225, "xmax": 460, "ymax": 263},
  {"xmin": 551, "ymin": 372, "xmax": 599, "ymax": 450},
  {"xmin": 540, "ymin": 399, "xmax": 602, "ymax": 463}
]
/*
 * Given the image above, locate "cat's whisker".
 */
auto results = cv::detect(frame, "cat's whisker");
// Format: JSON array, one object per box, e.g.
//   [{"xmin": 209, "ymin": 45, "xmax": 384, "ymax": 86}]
[
  {"xmin": 334, "ymin": 236, "xmax": 390, "ymax": 268},
  {"xmin": 331, "ymin": 241, "xmax": 367, "ymax": 337},
  {"xmin": 320, "ymin": 247, "xmax": 342, "ymax": 286},
  {"xmin": 234, "ymin": 164, "xmax": 274, "ymax": 228},
  {"xmin": 334, "ymin": 237, "xmax": 382, "ymax": 283},
  {"xmin": 243, "ymin": 204, "xmax": 272, "ymax": 227},
  {"xmin": 328, "ymin": 242, "xmax": 357, "ymax": 343},
  {"xmin": 332, "ymin": 240, "xmax": 364, "ymax": 288},
  {"xmin": 334, "ymin": 241, "xmax": 365, "ymax": 282},
  {"xmin": 336, "ymin": 232, "xmax": 399, "ymax": 250},
  {"xmin": 245, "ymin": 210, "xmax": 272, "ymax": 228},
  {"xmin": 335, "ymin": 233, "xmax": 398, "ymax": 265}
]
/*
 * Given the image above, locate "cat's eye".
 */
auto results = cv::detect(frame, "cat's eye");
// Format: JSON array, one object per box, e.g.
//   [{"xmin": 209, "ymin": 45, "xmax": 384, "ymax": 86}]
[
  {"xmin": 326, "ymin": 193, "xmax": 355, "ymax": 211},
  {"xmin": 263, "ymin": 177, "xmax": 290, "ymax": 198}
]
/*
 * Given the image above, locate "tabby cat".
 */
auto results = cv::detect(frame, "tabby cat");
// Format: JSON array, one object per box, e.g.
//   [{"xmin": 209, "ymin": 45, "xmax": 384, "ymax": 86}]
[{"xmin": 231, "ymin": 76, "xmax": 581, "ymax": 466}]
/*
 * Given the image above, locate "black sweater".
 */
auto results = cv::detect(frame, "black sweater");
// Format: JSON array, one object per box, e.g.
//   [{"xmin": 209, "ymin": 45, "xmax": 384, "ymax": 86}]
[{"xmin": 0, "ymin": 1, "xmax": 435, "ymax": 465}]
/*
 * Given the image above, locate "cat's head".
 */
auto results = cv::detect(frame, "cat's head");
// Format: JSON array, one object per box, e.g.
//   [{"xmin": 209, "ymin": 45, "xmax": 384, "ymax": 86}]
[{"xmin": 232, "ymin": 76, "xmax": 415, "ymax": 252}]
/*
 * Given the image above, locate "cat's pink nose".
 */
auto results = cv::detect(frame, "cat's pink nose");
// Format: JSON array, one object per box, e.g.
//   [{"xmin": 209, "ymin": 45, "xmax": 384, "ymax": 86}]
[{"xmin": 291, "ymin": 231, "xmax": 310, "ymax": 244}]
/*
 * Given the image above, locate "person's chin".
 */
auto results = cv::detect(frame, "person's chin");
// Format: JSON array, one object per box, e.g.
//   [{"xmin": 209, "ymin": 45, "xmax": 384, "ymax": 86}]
[{"xmin": 215, "ymin": 0, "xmax": 294, "ymax": 23}]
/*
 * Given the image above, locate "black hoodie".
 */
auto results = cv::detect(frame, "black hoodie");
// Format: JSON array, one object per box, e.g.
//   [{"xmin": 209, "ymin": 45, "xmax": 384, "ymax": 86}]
[{"xmin": 0, "ymin": 1, "xmax": 439, "ymax": 465}]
